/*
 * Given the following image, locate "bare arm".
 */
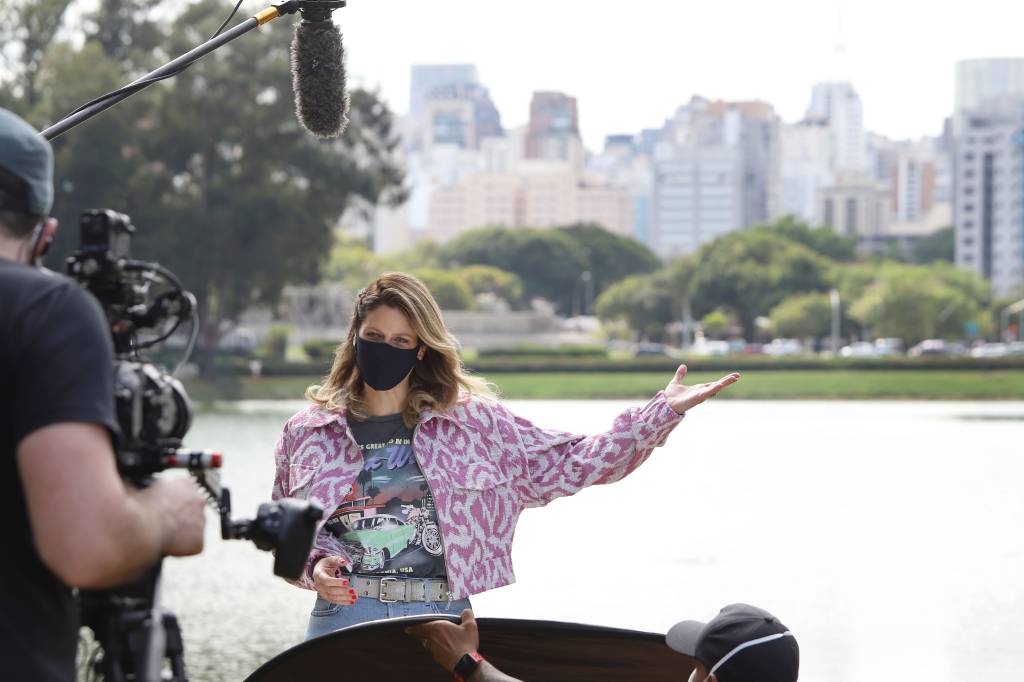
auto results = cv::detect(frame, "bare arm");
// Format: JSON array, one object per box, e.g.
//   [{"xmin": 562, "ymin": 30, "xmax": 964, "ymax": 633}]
[
  {"xmin": 18, "ymin": 422, "xmax": 206, "ymax": 589},
  {"xmin": 407, "ymin": 610, "xmax": 525, "ymax": 682}
]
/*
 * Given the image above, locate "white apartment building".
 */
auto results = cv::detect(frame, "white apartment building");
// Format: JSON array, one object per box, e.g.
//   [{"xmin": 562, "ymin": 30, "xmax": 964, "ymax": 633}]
[
  {"xmin": 955, "ymin": 97, "xmax": 1024, "ymax": 297},
  {"xmin": 954, "ymin": 59, "xmax": 1024, "ymax": 135},
  {"xmin": 781, "ymin": 120, "xmax": 832, "ymax": 222},
  {"xmin": 892, "ymin": 153, "xmax": 936, "ymax": 225},
  {"xmin": 816, "ymin": 172, "xmax": 890, "ymax": 239},
  {"xmin": 427, "ymin": 165, "xmax": 631, "ymax": 242},
  {"xmin": 806, "ymin": 82, "xmax": 867, "ymax": 172},
  {"xmin": 651, "ymin": 97, "xmax": 781, "ymax": 259}
]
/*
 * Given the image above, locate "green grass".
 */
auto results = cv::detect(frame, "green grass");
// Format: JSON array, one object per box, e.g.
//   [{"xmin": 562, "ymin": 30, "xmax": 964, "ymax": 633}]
[
  {"xmin": 184, "ymin": 370, "xmax": 1024, "ymax": 402},
  {"xmin": 485, "ymin": 371, "xmax": 1024, "ymax": 400}
]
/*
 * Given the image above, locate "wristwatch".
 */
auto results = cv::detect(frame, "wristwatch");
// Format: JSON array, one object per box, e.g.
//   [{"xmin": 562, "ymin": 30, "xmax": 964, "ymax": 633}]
[{"xmin": 453, "ymin": 651, "xmax": 485, "ymax": 682}]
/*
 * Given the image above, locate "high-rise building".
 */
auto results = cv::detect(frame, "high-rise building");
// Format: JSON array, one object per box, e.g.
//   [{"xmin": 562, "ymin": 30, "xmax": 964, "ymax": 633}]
[
  {"xmin": 651, "ymin": 97, "xmax": 781, "ymax": 259},
  {"xmin": 806, "ymin": 82, "xmax": 867, "ymax": 171},
  {"xmin": 427, "ymin": 166, "xmax": 631, "ymax": 242},
  {"xmin": 781, "ymin": 120, "xmax": 831, "ymax": 222},
  {"xmin": 588, "ymin": 135, "xmax": 655, "ymax": 244},
  {"xmin": 407, "ymin": 65, "xmax": 503, "ymax": 153},
  {"xmin": 409, "ymin": 64, "xmax": 479, "ymax": 119},
  {"xmin": 892, "ymin": 153, "xmax": 936, "ymax": 225},
  {"xmin": 524, "ymin": 92, "xmax": 583, "ymax": 167},
  {"xmin": 424, "ymin": 99, "xmax": 476, "ymax": 149},
  {"xmin": 954, "ymin": 59, "xmax": 1024, "ymax": 135},
  {"xmin": 955, "ymin": 96, "xmax": 1024, "ymax": 297},
  {"xmin": 816, "ymin": 171, "xmax": 890, "ymax": 239},
  {"xmin": 423, "ymin": 82, "xmax": 503, "ymax": 150}
]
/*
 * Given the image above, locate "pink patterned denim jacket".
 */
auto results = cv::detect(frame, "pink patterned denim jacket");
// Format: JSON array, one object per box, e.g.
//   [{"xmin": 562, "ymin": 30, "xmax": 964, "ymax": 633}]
[{"xmin": 271, "ymin": 392, "xmax": 684, "ymax": 599}]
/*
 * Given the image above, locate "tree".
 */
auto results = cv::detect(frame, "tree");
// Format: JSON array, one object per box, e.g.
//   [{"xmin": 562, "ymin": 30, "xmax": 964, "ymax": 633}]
[
  {"xmin": 700, "ymin": 309, "xmax": 734, "ymax": 339},
  {"xmin": 848, "ymin": 263, "xmax": 990, "ymax": 345},
  {"xmin": 356, "ymin": 468, "xmax": 372, "ymax": 497},
  {"xmin": 910, "ymin": 226, "xmax": 954, "ymax": 264},
  {"xmin": 595, "ymin": 272, "xmax": 677, "ymax": 341},
  {"xmin": 410, "ymin": 269, "xmax": 475, "ymax": 310},
  {"xmin": 28, "ymin": 0, "xmax": 405, "ymax": 366},
  {"xmin": 324, "ymin": 235, "xmax": 385, "ymax": 292},
  {"xmin": 457, "ymin": 264, "xmax": 524, "ymax": 307},
  {"xmin": 439, "ymin": 227, "xmax": 588, "ymax": 311},
  {"xmin": 0, "ymin": 0, "xmax": 75, "ymax": 114},
  {"xmin": 758, "ymin": 215, "xmax": 857, "ymax": 262},
  {"xmin": 769, "ymin": 292, "xmax": 834, "ymax": 339},
  {"xmin": 688, "ymin": 229, "xmax": 832, "ymax": 338},
  {"xmin": 557, "ymin": 223, "xmax": 661, "ymax": 300}
]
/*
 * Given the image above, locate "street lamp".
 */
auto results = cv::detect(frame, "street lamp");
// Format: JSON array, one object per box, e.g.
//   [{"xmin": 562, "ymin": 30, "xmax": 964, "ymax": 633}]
[
  {"xmin": 829, "ymin": 288, "xmax": 841, "ymax": 356},
  {"xmin": 580, "ymin": 271, "xmax": 593, "ymax": 317}
]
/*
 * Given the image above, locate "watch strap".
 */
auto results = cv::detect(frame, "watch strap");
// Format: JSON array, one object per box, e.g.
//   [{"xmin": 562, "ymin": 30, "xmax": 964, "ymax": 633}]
[{"xmin": 453, "ymin": 651, "xmax": 485, "ymax": 682}]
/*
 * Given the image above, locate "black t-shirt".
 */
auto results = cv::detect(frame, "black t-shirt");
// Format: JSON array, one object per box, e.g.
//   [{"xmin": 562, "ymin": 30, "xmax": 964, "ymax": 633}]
[
  {"xmin": 323, "ymin": 414, "xmax": 447, "ymax": 577},
  {"xmin": 0, "ymin": 258, "xmax": 120, "ymax": 682}
]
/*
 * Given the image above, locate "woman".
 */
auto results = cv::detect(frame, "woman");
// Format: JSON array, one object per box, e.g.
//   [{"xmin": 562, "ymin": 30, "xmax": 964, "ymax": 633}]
[{"xmin": 271, "ymin": 273, "xmax": 739, "ymax": 640}]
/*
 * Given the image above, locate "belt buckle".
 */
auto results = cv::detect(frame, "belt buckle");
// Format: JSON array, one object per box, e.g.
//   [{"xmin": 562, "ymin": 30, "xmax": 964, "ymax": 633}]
[{"xmin": 378, "ymin": 576, "xmax": 400, "ymax": 603}]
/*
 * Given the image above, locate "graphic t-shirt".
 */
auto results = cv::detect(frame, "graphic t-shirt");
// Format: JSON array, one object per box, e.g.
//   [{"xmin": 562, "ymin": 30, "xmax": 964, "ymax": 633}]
[{"xmin": 324, "ymin": 413, "xmax": 447, "ymax": 577}]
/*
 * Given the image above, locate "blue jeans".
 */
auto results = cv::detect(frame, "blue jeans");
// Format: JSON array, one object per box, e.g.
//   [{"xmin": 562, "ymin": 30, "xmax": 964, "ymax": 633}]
[{"xmin": 304, "ymin": 587, "xmax": 473, "ymax": 640}]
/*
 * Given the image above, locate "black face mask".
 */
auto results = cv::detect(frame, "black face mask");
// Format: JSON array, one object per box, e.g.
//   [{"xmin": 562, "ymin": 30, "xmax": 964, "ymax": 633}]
[{"xmin": 355, "ymin": 336, "xmax": 420, "ymax": 391}]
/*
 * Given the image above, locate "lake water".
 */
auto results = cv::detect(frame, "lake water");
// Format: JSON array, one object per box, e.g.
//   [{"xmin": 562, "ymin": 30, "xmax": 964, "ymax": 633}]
[{"xmin": 148, "ymin": 399, "xmax": 1024, "ymax": 681}]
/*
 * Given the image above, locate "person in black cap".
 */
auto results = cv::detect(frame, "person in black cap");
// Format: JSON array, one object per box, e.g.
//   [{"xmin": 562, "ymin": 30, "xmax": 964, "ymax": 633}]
[
  {"xmin": 0, "ymin": 107, "xmax": 208, "ymax": 682},
  {"xmin": 409, "ymin": 603, "xmax": 798, "ymax": 681},
  {"xmin": 666, "ymin": 603, "xmax": 799, "ymax": 682}
]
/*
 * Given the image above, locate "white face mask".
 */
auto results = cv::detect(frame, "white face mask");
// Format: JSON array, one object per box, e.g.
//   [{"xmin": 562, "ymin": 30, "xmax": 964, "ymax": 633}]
[{"xmin": 687, "ymin": 631, "xmax": 794, "ymax": 682}]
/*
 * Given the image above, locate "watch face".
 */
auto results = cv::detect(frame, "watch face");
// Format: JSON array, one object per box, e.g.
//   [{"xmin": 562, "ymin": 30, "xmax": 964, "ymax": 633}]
[{"xmin": 454, "ymin": 652, "xmax": 484, "ymax": 680}]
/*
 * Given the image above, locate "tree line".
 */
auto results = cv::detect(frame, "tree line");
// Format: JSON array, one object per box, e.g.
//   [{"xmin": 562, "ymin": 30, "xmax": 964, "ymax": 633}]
[
  {"xmin": 594, "ymin": 218, "xmax": 996, "ymax": 347},
  {"xmin": 2, "ymin": 1, "xmax": 987, "ymax": 354},
  {"xmin": 1, "ymin": 0, "xmax": 405, "ymax": 360}
]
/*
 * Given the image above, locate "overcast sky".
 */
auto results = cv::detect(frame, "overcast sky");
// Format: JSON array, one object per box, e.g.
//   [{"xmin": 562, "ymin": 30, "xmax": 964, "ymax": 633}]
[{"xmin": 336, "ymin": 0, "xmax": 1024, "ymax": 149}]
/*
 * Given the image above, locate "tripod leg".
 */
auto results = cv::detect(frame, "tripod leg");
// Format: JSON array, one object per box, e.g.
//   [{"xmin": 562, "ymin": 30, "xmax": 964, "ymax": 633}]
[{"xmin": 162, "ymin": 612, "xmax": 189, "ymax": 682}]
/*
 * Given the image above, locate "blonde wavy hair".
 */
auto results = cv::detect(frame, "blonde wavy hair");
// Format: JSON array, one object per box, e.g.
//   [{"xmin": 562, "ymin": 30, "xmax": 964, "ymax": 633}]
[{"xmin": 305, "ymin": 272, "xmax": 495, "ymax": 426}]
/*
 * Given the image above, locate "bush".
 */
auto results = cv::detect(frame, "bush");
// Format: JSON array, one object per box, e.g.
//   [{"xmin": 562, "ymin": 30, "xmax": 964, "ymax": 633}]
[
  {"xmin": 258, "ymin": 324, "xmax": 292, "ymax": 362},
  {"xmin": 303, "ymin": 338, "xmax": 341, "ymax": 361},
  {"xmin": 476, "ymin": 344, "xmax": 609, "ymax": 359},
  {"xmin": 458, "ymin": 265, "xmax": 524, "ymax": 307},
  {"xmin": 411, "ymin": 268, "xmax": 475, "ymax": 310},
  {"xmin": 258, "ymin": 360, "xmax": 331, "ymax": 377}
]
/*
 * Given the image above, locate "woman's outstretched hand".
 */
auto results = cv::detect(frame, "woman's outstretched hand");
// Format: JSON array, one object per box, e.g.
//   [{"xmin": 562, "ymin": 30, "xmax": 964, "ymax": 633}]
[
  {"xmin": 664, "ymin": 364, "xmax": 740, "ymax": 415},
  {"xmin": 313, "ymin": 556, "xmax": 358, "ymax": 605}
]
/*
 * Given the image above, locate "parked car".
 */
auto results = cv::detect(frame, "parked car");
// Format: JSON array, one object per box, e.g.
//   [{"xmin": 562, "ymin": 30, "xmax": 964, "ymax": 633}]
[
  {"xmin": 908, "ymin": 339, "xmax": 954, "ymax": 357},
  {"xmin": 691, "ymin": 339, "xmax": 731, "ymax": 356},
  {"xmin": 840, "ymin": 342, "xmax": 880, "ymax": 358},
  {"xmin": 727, "ymin": 338, "xmax": 748, "ymax": 354},
  {"xmin": 873, "ymin": 338, "xmax": 904, "ymax": 356},
  {"xmin": 634, "ymin": 342, "xmax": 670, "ymax": 357},
  {"xmin": 970, "ymin": 343, "xmax": 1009, "ymax": 358},
  {"xmin": 763, "ymin": 338, "xmax": 803, "ymax": 356}
]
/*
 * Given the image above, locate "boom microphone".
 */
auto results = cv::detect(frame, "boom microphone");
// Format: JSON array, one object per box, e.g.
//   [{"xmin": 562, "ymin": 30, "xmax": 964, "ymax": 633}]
[{"xmin": 290, "ymin": 11, "xmax": 349, "ymax": 138}]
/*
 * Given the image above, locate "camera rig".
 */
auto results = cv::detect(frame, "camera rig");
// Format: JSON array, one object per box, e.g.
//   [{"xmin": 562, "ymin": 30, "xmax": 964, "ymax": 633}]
[{"xmin": 67, "ymin": 209, "xmax": 323, "ymax": 682}]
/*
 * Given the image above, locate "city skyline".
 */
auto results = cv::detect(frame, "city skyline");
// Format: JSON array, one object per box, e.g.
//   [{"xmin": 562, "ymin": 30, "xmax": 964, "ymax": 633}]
[{"xmin": 340, "ymin": 0, "xmax": 1024, "ymax": 150}]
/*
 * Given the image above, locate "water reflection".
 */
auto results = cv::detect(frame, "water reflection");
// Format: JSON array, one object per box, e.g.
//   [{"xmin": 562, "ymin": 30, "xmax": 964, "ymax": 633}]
[{"xmin": 154, "ymin": 400, "xmax": 1024, "ymax": 682}]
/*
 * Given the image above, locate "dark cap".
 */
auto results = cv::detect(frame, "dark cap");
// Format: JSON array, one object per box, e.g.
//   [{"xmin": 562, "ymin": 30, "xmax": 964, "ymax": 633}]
[
  {"xmin": 666, "ymin": 604, "xmax": 799, "ymax": 682},
  {"xmin": 0, "ymin": 108, "xmax": 53, "ymax": 215}
]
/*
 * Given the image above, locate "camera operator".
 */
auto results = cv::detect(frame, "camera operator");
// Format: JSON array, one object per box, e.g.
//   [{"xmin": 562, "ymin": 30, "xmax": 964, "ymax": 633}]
[{"xmin": 0, "ymin": 108, "xmax": 208, "ymax": 682}]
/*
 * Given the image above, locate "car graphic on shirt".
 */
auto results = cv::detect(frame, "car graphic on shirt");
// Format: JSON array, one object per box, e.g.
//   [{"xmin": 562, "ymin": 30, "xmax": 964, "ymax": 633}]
[{"xmin": 342, "ymin": 515, "xmax": 417, "ymax": 570}]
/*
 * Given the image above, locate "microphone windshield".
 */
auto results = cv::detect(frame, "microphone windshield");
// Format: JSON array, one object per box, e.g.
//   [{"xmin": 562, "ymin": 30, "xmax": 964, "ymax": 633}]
[{"xmin": 290, "ymin": 19, "xmax": 349, "ymax": 138}]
